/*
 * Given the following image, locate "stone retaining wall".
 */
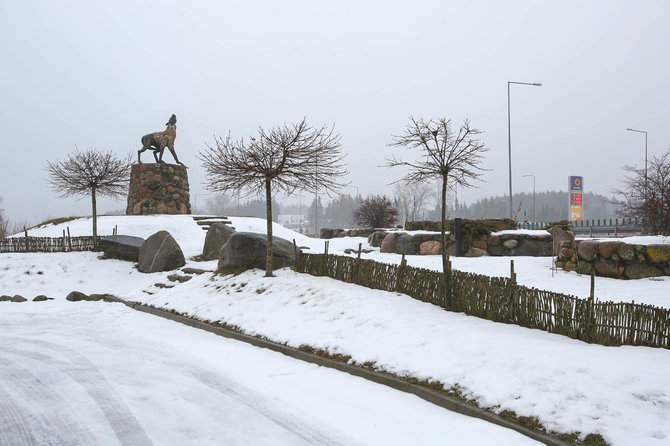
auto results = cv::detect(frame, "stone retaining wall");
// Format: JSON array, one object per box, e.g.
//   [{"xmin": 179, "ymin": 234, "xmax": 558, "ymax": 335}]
[
  {"xmin": 126, "ymin": 163, "xmax": 191, "ymax": 215},
  {"xmin": 556, "ymin": 240, "xmax": 670, "ymax": 279},
  {"xmin": 368, "ymin": 229, "xmax": 554, "ymax": 257}
]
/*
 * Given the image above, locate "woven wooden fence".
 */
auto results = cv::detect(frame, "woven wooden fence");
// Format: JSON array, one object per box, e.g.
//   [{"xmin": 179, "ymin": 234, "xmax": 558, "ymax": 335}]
[
  {"xmin": 0, "ymin": 236, "xmax": 101, "ymax": 253},
  {"xmin": 293, "ymin": 252, "xmax": 670, "ymax": 349}
]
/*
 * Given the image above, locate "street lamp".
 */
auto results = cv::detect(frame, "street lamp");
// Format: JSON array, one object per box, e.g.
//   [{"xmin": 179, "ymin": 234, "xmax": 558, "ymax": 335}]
[
  {"xmin": 522, "ymin": 174, "xmax": 536, "ymax": 222},
  {"xmin": 508, "ymin": 81, "xmax": 542, "ymax": 219},
  {"xmin": 626, "ymin": 128, "xmax": 648, "ymax": 199}
]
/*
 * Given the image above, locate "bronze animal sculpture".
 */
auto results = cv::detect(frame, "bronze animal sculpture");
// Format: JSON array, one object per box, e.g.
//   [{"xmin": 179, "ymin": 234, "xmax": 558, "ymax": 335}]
[{"xmin": 138, "ymin": 114, "xmax": 185, "ymax": 166}]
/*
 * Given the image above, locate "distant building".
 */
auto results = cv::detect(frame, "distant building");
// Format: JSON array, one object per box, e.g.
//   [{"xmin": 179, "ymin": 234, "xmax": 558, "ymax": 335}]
[{"xmin": 278, "ymin": 214, "xmax": 303, "ymax": 227}]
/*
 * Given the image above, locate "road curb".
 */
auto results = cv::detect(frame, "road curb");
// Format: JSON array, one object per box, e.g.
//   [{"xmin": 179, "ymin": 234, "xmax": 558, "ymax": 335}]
[{"xmin": 108, "ymin": 296, "xmax": 573, "ymax": 446}]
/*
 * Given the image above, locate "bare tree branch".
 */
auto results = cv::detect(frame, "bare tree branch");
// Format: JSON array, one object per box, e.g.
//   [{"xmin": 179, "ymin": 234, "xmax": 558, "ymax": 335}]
[
  {"xmin": 45, "ymin": 148, "xmax": 132, "ymax": 245},
  {"xmin": 198, "ymin": 118, "xmax": 348, "ymax": 276},
  {"xmin": 613, "ymin": 149, "xmax": 670, "ymax": 235},
  {"xmin": 386, "ymin": 117, "xmax": 489, "ymax": 307}
]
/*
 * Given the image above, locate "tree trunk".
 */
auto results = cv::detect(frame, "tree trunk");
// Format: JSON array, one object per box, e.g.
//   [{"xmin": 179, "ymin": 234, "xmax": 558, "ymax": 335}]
[
  {"xmin": 265, "ymin": 179, "xmax": 274, "ymax": 277},
  {"xmin": 440, "ymin": 175, "xmax": 451, "ymax": 308},
  {"xmin": 91, "ymin": 186, "xmax": 98, "ymax": 249}
]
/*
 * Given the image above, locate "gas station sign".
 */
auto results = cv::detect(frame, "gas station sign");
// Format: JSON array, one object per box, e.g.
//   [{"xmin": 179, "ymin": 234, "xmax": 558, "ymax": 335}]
[{"xmin": 569, "ymin": 176, "xmax": 583, "ymax": 222}]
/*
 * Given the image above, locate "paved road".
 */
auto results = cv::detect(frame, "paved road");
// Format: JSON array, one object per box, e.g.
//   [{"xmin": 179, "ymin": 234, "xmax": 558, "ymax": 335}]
[{"xmin": 0, "ymin": 302, "xmax": 540, "ymax": 446}]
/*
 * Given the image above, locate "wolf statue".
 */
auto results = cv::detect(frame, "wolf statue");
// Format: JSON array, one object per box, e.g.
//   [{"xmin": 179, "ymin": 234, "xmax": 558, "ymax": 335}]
[{"xmin": 138, "ymin": 114, "xmax": 185, "ymax": 166}]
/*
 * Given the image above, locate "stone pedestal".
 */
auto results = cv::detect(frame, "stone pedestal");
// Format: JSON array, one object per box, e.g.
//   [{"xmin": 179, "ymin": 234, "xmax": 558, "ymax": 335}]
[{"xmin": 126, "ymin": 163, "xmax": 191, "ymax": 215}]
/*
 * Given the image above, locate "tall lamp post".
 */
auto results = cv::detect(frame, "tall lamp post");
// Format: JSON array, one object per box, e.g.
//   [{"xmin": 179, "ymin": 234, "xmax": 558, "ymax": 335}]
[
  {"xmin": 522, "ymin": 174, "xmax": 536, "ymax": 222},
  {"xmin": 626, "ymin": 128, "xmax": 648, "ymax": 199},
  {"xmin": 508, "ymin": 81, "xmax": 542, "ymax": 219}
]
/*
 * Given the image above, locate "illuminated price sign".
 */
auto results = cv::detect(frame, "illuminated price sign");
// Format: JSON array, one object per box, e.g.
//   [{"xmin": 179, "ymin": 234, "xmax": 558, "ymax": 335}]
[{"xmin": 569, "ymin": 176, "xmax": 583, "ymax": 222}]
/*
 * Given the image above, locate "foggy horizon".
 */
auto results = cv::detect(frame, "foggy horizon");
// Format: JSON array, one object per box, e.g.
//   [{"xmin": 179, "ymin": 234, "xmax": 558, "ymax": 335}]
[{"xmin": 2, "ymin": 1, "xmax": 669, "ymax": 227}]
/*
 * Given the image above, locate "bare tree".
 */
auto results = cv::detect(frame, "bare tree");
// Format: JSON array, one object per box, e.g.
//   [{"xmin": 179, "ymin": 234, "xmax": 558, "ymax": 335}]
[
  {"xmin": 204, "ymin": 192, "xmax": 234, "ymax": 215},
  {"xmin": 387, "ymin": 117, "xmax": 488, "ymax": 306},
  {"xmin": 394, "ymin": 180, "xmax": 433, "ymax": 223},
  {"xmin": 0, "ymin": 196, "xmax": 8, "ymax": 239},
  {"xmin": 353, "ymin": 195, "xmax": 399, "ymax": 228},
  {"xmin": 46, "ymin": 148, "xmax": 132, "ymax": 247},
  {"xmin": 199, "ymin": 118, "xmax": 348, "ymax": 277},
  {"xmin": 614, "ymin": 149, "xmax": 670, "ymax": 235}
]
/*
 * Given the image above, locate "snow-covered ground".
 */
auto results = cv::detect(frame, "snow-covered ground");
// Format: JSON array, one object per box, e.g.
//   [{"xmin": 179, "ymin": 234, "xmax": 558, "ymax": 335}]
[
  {"xmin": 3, "ymin": 215, "xmax": 670, "ymax": 445},
  {"xmin": 16, "ymin": 214, "xmax": 670, "ymax": 307},
  {"xmin": 0, "ymin": 303, "xmax": 539, "ymax": 445}
]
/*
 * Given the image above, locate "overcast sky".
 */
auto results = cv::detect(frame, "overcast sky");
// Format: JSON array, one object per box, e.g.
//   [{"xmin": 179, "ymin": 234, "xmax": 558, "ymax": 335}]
[{"xmin": 1, "ymin": 0, "xmax": 669, "ymax": 226}]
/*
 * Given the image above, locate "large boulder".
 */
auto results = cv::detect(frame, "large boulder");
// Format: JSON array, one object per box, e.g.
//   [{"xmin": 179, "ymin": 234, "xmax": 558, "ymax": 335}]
[
  {"xmin": 420, "ymin": 240, "xmax": 441, "ymax": 255},
  {"xmin": 380, "ymin": 233, "xmax": 399, "ymax": 253},
  {"xmin": 547, "ymin": 226, "xmax": 574, "ymax": 244},
  {"xmin": 138, "ymin": 231, "xmax": 185, "ymax": 273},
  {"xmin": 100, "ymin": 235, "xmax": 145, "ymax": 261},
  {"xmin": 594, "ymin": 260, "xmax": 624, "ymax": 279},
  {"xmin": 646, "ymin": 245, "xmax": 670, "ymax": 264},
  {"xmin": 598, "ymin": 241, "xmax": 622, "ymax": 259},
  {"xmin": 395, "ymin": 234, "xmax": 418, "ymax": 255},
  {"xmin": 367, "ymin": 231, "xmax": 388, "ymax": 248},
  {"xmin": 624, "ymin": 264, "xmax": 662, "ymax": 280},
  {"xmin": 577, "ymin": 241, "xmax": 599, "ymax": 261},
  {"xmin": 218, "ymin": 232, "xmax": 296, "ymax": 271},
  {"xmin": 202, "ymin": 222, "xmax": 235, "ymax": 260}
]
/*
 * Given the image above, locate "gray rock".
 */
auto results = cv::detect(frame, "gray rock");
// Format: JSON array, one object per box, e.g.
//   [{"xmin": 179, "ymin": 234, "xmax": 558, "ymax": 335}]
[
  {"xmin": 138, "ymin": 231, "xmax": 185, "ymax": 273},
  {"xmin": 617, "ymin": 244, "xmax": 636, "ymax": 262},
  {"xmin": 182, "ymin": 267, "xmax": 208, "ymax": 275},
  {"xmin": 100, "ymin": 235, "xmax": 145, "ymax": 261},
  {"xmin": 503, "ymin": 239, "xmax": 518, "ymax": 249},
  {"xmin": 512, "ymin": 238, "xmax": 553, "ymax": 256},
  {"xmin": 465, "ymin": 247, "xmax": 488, "ymax": 257},
  {"xmin": 33, "ymin": 295, "xmax": 50, "ymax": 301},
  {"xmin": 87, "ymin": 294, "xmax": 116, "ymax": 302},
  {"xmin": 66, "ymin": 291, "xmax": 88, "ymax": 301},
  {"xmin": 218, "ymin": 232, "xmax": 296, "ymax": 271},
  {"xmin": 11, "ymin": 295, "xmax": 27, "ymax": 302},
  {"xmin": 624, "ymin": 264, "xmax": 663, "ymax": 280},
  {"xmin": 202, "ymin": 222, "xmax": 235, "ymax": 260},
  {"xmin": 395, "ymin": 233, "xmax": 418, "ymax": 255},
  {"xmin": 367, "ymin": 231, "xmax": 388, "ymax": 248},
  {"xmin": 167, "ymin": 274, "xmax": 192, "ymax": 283},
  {"xmin": 155, "ymin": 283, "xmax": 175, "ymax": 289},
  {"xmin": 577, "ymin": 241, "xmax": 599, "ymax": 261},
  {"xmin": 0, "ymin": 295, "xmax": 12, "ymax": 302},
  {"xmin": 547, "ymin": 226, "xmax": 575, "ymax": 244}
]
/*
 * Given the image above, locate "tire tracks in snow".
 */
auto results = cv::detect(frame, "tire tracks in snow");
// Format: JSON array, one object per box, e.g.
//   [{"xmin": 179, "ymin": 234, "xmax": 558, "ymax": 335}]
[
  {"xmin": 0, "ymin": 355, "xmax": 96, "ymax": 446},
  {"xmin": 176, "ymin": 363, "xmax": 354, "ymax": 446},
  {"xmin": 0, "ymin": 337, "xmax": 153, "ymax": 446}
]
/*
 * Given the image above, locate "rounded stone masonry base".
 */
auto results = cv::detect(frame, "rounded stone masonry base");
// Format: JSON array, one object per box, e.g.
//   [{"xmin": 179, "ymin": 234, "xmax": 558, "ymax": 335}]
[{"xmin": 126, "ymin": 163, "xmax": 191, "ymax": 215}]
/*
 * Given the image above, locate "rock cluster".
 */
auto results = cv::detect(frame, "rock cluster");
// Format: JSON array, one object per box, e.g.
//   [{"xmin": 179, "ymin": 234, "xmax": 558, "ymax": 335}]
[
  {"xmin": 487, "ymin": 233, "xmax": 553, "ymax": 256},
  {"xmin": 126, "ymin": 163, "xmax": 191, "ymax": 215},
  {"xmin": 368, "ymin": 226, "xmax": 558, "ymax": 258},
  {"xmin": 1, "ymin": 294, "xmax": 55, "ymax": 302},
  {"xmin": 556, "ymin": 240, "xmax": 670, "ymax": 279}
]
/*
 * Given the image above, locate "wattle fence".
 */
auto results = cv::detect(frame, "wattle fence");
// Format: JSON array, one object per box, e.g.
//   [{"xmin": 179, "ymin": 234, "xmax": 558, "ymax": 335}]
[
  {"xmin": 0, "ymin": 236, "xmax": 101, "ymax": 253},
  {"xmin": 293, "ymin": 252, "xmax": 670, "ymax": 349}
]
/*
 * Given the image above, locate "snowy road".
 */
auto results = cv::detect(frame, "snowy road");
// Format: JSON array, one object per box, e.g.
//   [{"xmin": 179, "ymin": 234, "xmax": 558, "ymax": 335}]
[{"xmin": 0, "ymin": 302, "xmax": 540, "ymax": 446}]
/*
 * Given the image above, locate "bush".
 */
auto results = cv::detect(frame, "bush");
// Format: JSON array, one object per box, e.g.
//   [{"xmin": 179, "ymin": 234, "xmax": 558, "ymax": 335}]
[{"xmin": 353, "ymin": 195, "xmax": 399, "ymax": 228}]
